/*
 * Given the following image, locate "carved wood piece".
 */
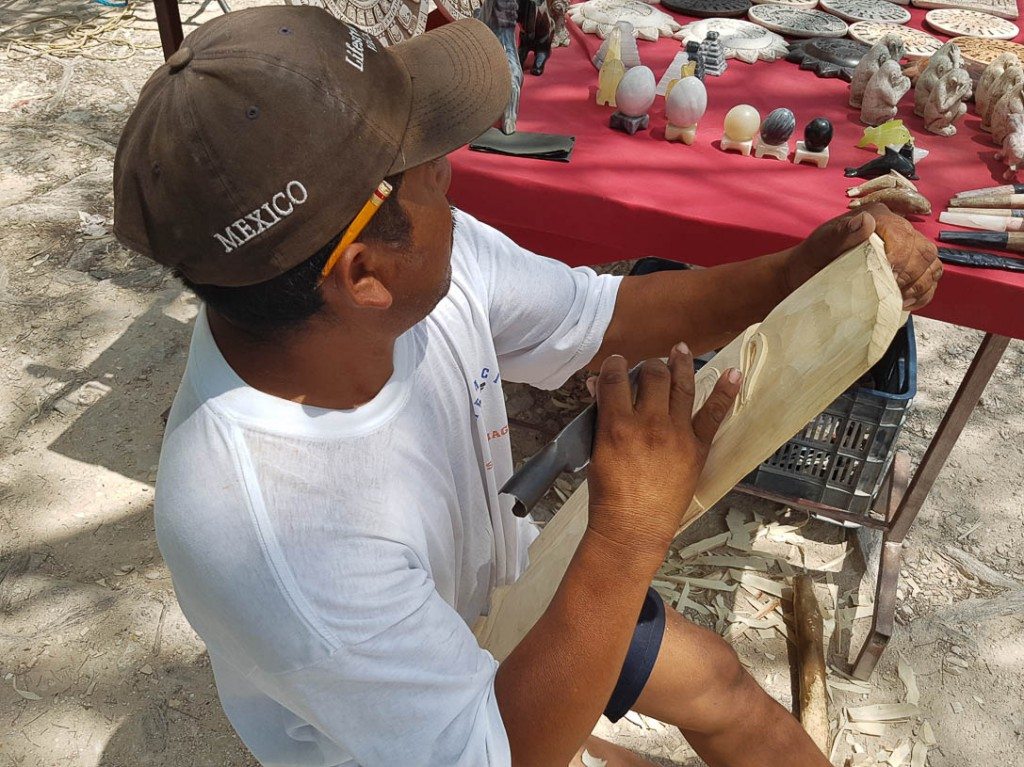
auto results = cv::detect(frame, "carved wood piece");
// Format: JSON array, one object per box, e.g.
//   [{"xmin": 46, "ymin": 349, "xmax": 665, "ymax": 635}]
[{"xmin": 475, "ymin": 236, "xmax": 905, "ymax": 660}]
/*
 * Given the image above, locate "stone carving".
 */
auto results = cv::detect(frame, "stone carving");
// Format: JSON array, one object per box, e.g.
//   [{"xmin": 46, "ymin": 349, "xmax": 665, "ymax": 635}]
[
  {"xmin": 289, "ymin": 0, "xmax": 427, "ymax": 45},
  {"xmin": 848, "ymin": 21, "xmax": 942, "ymax": 58},
  {"xmin": 820, "ymin": 0, "xmax": 912, "ymax": 23},
  {"xmin": 914, "ymin": 41, "xmax": 963, "ymax": 117},
  {"xmin": 981, "ymin": 63, "xmax": 1023, "ymax": 131},
  {"xmin": 685, "ymin": 40, "xmax": 708, "ymax": 80},
  {"xmin": 924, "ymin": 8, "xmax": 1020, "ymax": 39},
  {"xmin": 479, "ymin": 0, "xmax": 522, "ymax": 134},
  {"xmin": 699, "ymin": 30, "xmax": 728, "ymax": 76},
  {"xmin": 861, "ymin": 59, "xmax": 912, "ymax": 126},
  {"xmin": 995, "ymin": 113, "xmax": 1024, "ymax": 180},
  {"xmin": 610, "ymin": 65, "xmax": 656, "ymax": 134},
  {"xmin": 721, "ymin": 104, "xmax": 761, "ymax": 155},
  {"xmin": 593, "ymin": 20, "xmax": 642, "ymax": 69},
  {"xmin": 922, "ymin": 68, "xmax": 972, "ymax": 135},
  {"xmin": 551, "ymin": 0, "xmax": 570, "ymax": 46},
  {"xmin": 679, "ymin": 18, "xmax": 789, "ymax": 64},
  {"xmin": 747, "ymin": 4, "xmax": 849, "ymax": 37},
  {"xmin": 991, "ymin": 82, "xmax": 1024, "ymax": 145},
  {"xmin": 568, "ymin": 0, "xmax": 684, "ymax": 41},
  {"xmin": 794, "ymin": 117, "xmax": 833, "ymax": 167},
  {"xmin": 661, "ymin": 0, "xmax": 752, "ymax": 17},
  {"xmin": 596, "ymin": 24, "xmax": 626, "ymax": 106},
  {"xmin": 786, "ymin": 37, "xmax": 871, "ymax": 80},
  {"xmin": 976, "ymin": 54, "xmax": 1017, "ymax": 120},
  {"xmin": 756, "ymin": 107, "xmax": 796, "ymax": 160},
  {"xmin": 850, "ymin": 35, "xmax": 905, "ymax": 108},
  {"xmin": 665, "ymin": 76, "xmax": 708, "ymax": 144},
  {"xmin": 518, "ymin": 0, "xmax": 558, "ymax": 75}
]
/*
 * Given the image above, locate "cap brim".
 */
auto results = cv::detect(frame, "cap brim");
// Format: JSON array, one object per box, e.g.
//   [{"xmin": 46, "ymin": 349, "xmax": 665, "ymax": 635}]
[{"xmin": 387, "ymin": 18, "xmax": 511, "ymax": 174}]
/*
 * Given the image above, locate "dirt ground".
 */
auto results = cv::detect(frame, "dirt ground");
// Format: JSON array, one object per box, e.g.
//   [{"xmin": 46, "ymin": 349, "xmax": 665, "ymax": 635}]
[{"xmin": 1, "ymin": 2, "xmax": 1023, "ymax": 766}]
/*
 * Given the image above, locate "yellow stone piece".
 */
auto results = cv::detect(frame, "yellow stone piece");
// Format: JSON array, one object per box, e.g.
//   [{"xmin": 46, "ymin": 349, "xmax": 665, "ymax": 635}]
[{"xmin": 597, "ymin": 27, "xmax": 626, "ymax": 107}]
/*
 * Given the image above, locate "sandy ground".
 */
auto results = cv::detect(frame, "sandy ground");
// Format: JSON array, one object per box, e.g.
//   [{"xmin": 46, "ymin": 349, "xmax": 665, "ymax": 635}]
[{"xmin": 1, "ymin": 2, "xmax": 1023, "ymax": 766}]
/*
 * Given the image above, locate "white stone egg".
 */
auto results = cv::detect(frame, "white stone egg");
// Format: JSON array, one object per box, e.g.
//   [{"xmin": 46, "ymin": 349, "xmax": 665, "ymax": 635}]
[
  {"xmin": 615, "ymin": 66, "xmax": 656, "ymax": 118},
  {"xmin": 665, "ymin": 77, "xmax": 707, "ymax": 127}
]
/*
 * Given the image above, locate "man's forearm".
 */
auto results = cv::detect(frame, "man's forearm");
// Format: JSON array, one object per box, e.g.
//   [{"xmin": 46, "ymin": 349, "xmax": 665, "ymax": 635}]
[
  {"xmin": 590, "ymin": 249, "xmax": 794, "ymax": 367},
  {"xmin": 493, "ymin": 525, "xmax": 664, "ymax": 767}
]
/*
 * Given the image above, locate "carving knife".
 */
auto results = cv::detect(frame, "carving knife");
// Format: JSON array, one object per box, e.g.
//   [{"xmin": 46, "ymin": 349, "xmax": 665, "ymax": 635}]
[
  {"xmin": 953, "ymin": 184, "xmax": 1024, "ymax": 200},
  {"xmin": 938, "ymin": 247, "xmax": 1024, "ymax": 273},
  {"xmin": 939, "ymin": 212, "xmax": 1024, "ymax": 232},
  {"xmin": 501, "ymin": 365, "xmax": 642, "ymax": 517},
  {"xmin": 938, "ymin": 231, "xmax": 1024, "ymax": 253}
]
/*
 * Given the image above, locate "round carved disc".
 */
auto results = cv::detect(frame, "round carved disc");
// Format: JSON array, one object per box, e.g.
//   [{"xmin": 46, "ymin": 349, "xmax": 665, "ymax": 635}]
[
  {"xmin": 747, "ymin": 4, "xmax": 849, "ymax": 37},
  {"xmin": 925, "ymin": 8, "xmax": 1020, "ymax": 39},
  {"xmin": 819, "ymin": 0, "xmax": 912, "ymax": 23},
  {"xmin": 679, "ymin": 18, "xmax": 790, "ymax": 62},
  {"xmin": 285, "ymin": 0, "xmax": 427, "ymax": 45},
  {"xmin": 949, "ymin": 35, "xmax": 1024, "ymax": 71},
  {"xmin": 847, "ymin": 20, "xmax": 942, "ymax": 57},
  {"xmin": 661, "ymin": 0, "xmax": 752, "ymax": 18},
  {"xmin": 435, "ymin": 0, "xmax": 481, "ymax": 20},
  {"xmin": 751, "ymin": 0, "xmax": 819, "ymax": 9}
]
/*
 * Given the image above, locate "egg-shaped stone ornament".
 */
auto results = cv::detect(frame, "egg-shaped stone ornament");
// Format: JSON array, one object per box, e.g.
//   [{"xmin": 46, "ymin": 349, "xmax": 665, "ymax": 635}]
[
  {"xmin": 759, "ymin": 108, "xmax": 796, "ymax": 146},
  {"xmin": 665, "ymin": 77, "xmax": 708, "ymax": 145},
  {"xmin": 755, "ymin": 107, "xmax": 796, "ymax": 161},
  {"xmin": 721, "ymin": 104, "xmax": 760, "ymax": 156},
  {"xmin": 615, "ymin": 66, "xmax": 657, "ymax": 118},
  {"xmin": 804, "ymin": 117, "xmax": 834, "ymax": 153}
]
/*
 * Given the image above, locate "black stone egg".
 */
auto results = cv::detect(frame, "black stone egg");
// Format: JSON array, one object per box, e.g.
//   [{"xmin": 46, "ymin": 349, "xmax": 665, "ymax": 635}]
[
  {"xmin": 759, "ymin": 108, "xmax": 796, "ymax": 146},
  {"xmin": 804, "ymin": 117, "xmax": 833, "ymax": 153}
]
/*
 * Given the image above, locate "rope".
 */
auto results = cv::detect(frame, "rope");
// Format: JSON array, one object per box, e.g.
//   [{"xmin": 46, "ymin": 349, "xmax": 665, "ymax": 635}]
[{"xmin": 0, "ymin": 1, "xmax": 160, "ymax": 61}]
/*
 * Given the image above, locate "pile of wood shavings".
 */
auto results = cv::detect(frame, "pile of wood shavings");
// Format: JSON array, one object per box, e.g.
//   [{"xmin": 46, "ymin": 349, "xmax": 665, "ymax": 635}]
[{"xmin": 651, "ymin": 509, "xmax": 939, "ymax": 767}]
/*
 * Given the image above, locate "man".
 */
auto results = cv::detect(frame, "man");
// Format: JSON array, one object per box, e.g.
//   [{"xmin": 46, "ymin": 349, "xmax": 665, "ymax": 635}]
[{"xmin": 112, "ymin": 6, "xmax": 940, "ymax": 767}]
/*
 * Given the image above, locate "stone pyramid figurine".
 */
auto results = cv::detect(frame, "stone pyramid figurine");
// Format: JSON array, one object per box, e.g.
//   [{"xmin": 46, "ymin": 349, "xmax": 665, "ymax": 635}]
[
  {"xmin": 593, "ymin": 21, "xmax": 642, "ymax": 70},
  {"xmin": 699, "ymin": 31, "xmax": 727, "ymax": 78}
]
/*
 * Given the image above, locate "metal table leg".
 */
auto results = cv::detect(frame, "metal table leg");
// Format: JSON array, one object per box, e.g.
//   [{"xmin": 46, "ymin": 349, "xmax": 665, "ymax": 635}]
[
  {"xmin": 153, "ymin": 0, "xmax": 184, "ymax": 60},
  {"xmin": 852, "ymin": 332, "xmax": 1011, "ymax": 680}
]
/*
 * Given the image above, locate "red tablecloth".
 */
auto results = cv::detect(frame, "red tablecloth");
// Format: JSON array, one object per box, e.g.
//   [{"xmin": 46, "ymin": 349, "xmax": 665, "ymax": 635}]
[{"xmin": 447, "ymin": 5, "xmax": 1024, "ymax": 340}]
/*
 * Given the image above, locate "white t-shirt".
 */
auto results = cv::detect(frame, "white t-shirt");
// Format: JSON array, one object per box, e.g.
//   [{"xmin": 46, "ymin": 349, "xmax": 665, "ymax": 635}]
[{"xmin": 155, "ymin": 210, "xmax": 621, "ymax": 767}]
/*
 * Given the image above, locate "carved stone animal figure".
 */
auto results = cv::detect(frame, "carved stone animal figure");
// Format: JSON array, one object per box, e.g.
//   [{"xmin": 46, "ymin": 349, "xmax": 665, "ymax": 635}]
[
  {"xmin": 914, "ymin": 41, "xmax": 963, "ymax": 118},
  {"xmin": 518, "ymin": 0, "xmax": 555, "ymax": 75},
  {"xmin": 550, "ymin": 0, "xmax": 569, "ymax": 47},
  {"xmin": 996, "ymin": 113, "xmax": 1024, "ymax": 181},
  {"xmin": 861, "ymin": 59, "xmax": 911, "ymax": 127},
  {"xmin": 850, "ymin": 36, "xmax": 904, "ymax": 109},
  {"xmin": 991, "ymin": 84, "xmax": 1024, "ymax": 146},
  {"xmin": 923, "ymin": 68, "xmax": 971, "ymax": 136},
  {"xmin": 982, "ymin": 64, "xmax": 1024, "ymax": 132},
  {"xmin": 977, "ymin": 53, "xmax": 1017, "ymax": 119}
]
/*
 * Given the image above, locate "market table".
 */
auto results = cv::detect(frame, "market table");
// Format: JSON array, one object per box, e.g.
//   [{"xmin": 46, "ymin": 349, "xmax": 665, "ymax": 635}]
[
  {"xmin": 152, "ymin": 1, "xmax": 1023, "ymax": 678},
  {"xmin": 445, "ymin": 5, "xmax": 1023, "ymax": 679}
]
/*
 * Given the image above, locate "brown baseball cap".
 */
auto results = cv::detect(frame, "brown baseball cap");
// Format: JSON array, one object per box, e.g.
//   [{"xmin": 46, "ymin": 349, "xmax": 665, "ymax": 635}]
[{"xmin": 113, "ymin": 6, "xmax": 509, "ymax": 287}]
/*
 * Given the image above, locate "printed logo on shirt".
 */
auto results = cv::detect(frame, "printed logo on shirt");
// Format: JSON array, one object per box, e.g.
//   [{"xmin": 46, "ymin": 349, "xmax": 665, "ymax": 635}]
[{"xmin": 470, "ymin": 365, "xmax": 501, "ymax": 420}]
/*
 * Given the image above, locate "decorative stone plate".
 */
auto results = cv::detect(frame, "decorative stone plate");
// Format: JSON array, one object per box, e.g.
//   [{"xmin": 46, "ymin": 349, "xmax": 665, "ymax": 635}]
[
  {"xmin": 679, "ymin": 18, "xmax": 789, "ymax": 62},
  {"xmin": 568, "ymin": 0, "xmax": 684, "ymax": 40},
  {"xmin": 786, "ymin": 36, "xmax": 872, "ymax": 79},
  {"xmin": 925, "ymin": 9, "xmax": 1020, "ymax": 39},
  {"xmin": 747, "ymin": 5, "xmax": 849, "ymax": 37},
  {"xmin": 848, "ymin": 20, "xmax": 943, "ymax": 57},
  {"xmin": 819, "ymin": 0, "xmax": 912, "ymax": 23},
  {"xmin": 912, "ymin": 0, "xmax": 1017, "ymax": 22},
  {"xmin": 751, "ymin": 0, "xmax": 819, "ymax": 9},
  {"xmin": 949, "ymin": 35, "xmax": 1024, "ymax": 78},
  {"xmin": 434, "ymin": 0, "xmax": 480, "ymax": 21},
  {"xmin": 285, "ymin": 0, "xmax": 427, "ymax": 45},
  {"xmin": 661, "ymin": 0, "xmax": 752, "ymax": 18}
]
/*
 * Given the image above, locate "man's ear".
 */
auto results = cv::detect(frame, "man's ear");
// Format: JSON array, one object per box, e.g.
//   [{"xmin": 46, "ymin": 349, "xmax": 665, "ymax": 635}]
[{"xmin": 322, "ymin": 242, "xmax": 393, "ymax": 311}]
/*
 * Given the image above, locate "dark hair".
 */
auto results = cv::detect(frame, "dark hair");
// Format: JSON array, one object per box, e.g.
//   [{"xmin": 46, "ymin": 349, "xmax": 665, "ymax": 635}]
[{"xmin": 178, "ymin": 173, "xmax": 410, "ymax": 337}]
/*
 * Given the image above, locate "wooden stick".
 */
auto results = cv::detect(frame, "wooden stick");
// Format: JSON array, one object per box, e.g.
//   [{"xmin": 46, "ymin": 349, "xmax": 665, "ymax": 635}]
[{"xmin": 793, "ymin": 575, "xmax": 830, "ymax": 756}]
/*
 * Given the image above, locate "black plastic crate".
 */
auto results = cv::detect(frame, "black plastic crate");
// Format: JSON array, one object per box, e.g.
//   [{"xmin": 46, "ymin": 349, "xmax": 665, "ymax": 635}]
[
  {"xmin": 740, "ymin": 316, "xmax": 916, "ymax": 515},
  {"xmin": 628, "ymin": 256, "xmax": 916, "ymax": 516}
]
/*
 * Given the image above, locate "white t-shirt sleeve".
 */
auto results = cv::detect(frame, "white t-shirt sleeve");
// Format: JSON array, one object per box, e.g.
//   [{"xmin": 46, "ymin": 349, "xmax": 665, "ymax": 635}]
[
  {"xmin": 267, "ymin": 537, "xmax": 511, "ymax": 767},
  {"xmin": 456, "ymin": 212, "xmax": 621, "ymax": 390}
]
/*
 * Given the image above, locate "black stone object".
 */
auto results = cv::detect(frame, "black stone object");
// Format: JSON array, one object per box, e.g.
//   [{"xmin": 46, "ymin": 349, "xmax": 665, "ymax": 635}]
[
  {"xmin": 610, "ymin": 111, "xmax": 651, "ymax": 135},
  {"xmin": 661, "ymin": 0, "xmax": 751, "ymax": 18},
  {"xmin": 804, "ymin": 117, "xmax": 833, "ymax": 153},
  {"xmin": 684, "ymin": 41, "xmax": 707, "ymax": 82},
  {"xmin": 786, "ymin": 37, "xmax": 872, "ymax": 82},
  {"xmin": 760, "ymin": 108, "xmax": 796, "ymax": 146},
  {"xmin": 844, "ymin": 144, "xmax": 918, "ymax": 181}
]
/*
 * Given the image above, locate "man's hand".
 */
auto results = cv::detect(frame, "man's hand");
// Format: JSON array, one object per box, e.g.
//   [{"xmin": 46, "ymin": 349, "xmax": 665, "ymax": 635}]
[
  {"xmin": 785, "ymin": 202, "xmax": 941, "ymax": 311},
  {"xmin": 586, "ymin": 345, "xmax": 741, "ymax": 555}
]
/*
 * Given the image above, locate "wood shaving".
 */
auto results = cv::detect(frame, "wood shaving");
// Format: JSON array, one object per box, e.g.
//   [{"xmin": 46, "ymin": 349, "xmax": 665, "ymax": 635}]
[
  {"xmin": 847, "ymin": 703, "xmax": 920, "ymax": 722},
  {"xmin": 897, "ymin": 657, "xmax": 920, "ymax": 706}
]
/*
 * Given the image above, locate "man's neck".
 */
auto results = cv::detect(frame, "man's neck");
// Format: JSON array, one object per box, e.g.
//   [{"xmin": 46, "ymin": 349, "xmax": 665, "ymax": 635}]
[{"xmin": 206, "ymin": 309, "xmax": 397, "ymax": 411}]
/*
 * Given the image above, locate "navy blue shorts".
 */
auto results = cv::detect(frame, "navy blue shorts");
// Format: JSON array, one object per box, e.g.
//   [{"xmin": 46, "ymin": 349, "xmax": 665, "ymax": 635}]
[{"xmin": 603, "ymin": 587, "xmax": 666, "ymax": 722}]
